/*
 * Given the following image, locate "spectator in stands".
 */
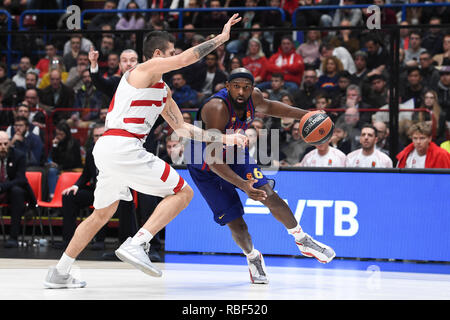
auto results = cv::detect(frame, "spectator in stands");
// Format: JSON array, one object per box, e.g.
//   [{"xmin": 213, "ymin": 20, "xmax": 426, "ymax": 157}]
[
  {"xmin": 296, "ymin": 30, "xmax": 321, "ymax": 68},
  {"xmin": 7, "ymin": 103, "xmax": 40, "ymax": 138},
  {"xmin": 38, "ymin": 57, "xmax": 69, "ymax": 90},
  {"xmin": 279, "ymin": 120, "xmax": 308, "ymax": 166},
  {"xmin": 87, "ymin": 0, "xmax": 119, "ymax": 30},
  {"xmin": 436, "ymin": 64, "xmax": 450, "ymax": 121},
  {"xmin": 241, "ymin": 22, "xmax": 271, "ymax": 58},
  {"xmin": 337, "ymin": 106, "xmax": 364, "ymax": 151},
  {"xmin": 314, "ymin": 91, "xmax": 331, "ymax": 112},
  {"xmin": 373, "ymin": 120, "xmax": 390, "ymax": 155},
  {"xmin": 225, "ymin": 0, "xmax": 262, "ymax": 55},
  {"xmin": 421, "ymin": 0, "xmax": 450, "ymax": 24},
  {"xmin": 258, "ymin": 0, "xmax": 286, "ymax": 54},
  {"xmin": 102, "ymin": 53, "xmax": 121, "ymax": 80},
  {"xmin": 419, "ymin": 51, "xmax": 440, "ymax": 89},
  {"xmin": 145, "ymin": 12, "xmax": 170, "ymax": 31},
  {"xmin": 46, "ymin": 120, "xmax": 82, "ymax": 200},
  {"xmin": 22, "ymin": 88, "xmax": 46, "ymax": 133},
  {"xmin": 175, "ymin": 24, "xmax": 196, "ymax": 51},
  {"xmin": 0, "ymin": 91, "xmax": 13, "ymax": 128},
  {"xmin": 199, "ymin": 0, "xmax": 229, "ymax": 29},
  {"xmin": 350, "ymin": 50, "xmax": 369, "ymax": 86},
  {"xmin": 170, "ymin": 71, "xmax": 199, "ymax": 109},
  {"xmin": 421, "ymin": 17, "xmax": 445, "ymax": 57},
  {"xmin": 190, "ymin": 52, "xmax": 227, "ymax": 102},
  {"xmin": 364, "ymin": 36, "xmax": 389, "ymax": 75},
  {"xmin": 295, "ymin": 0, "xmax": 330, "ymax": 28},
  {"xmin": 24, "ymin": 71, "xmax": 39, "ymax": 92},
  {"xmin": 8, "ymin": 116, "xmax": 43, "ymax": 168},
  {"xmin": 345, "ymin": 83, "xmax": 374, "ymax": 124},
  {"xmin": 267, "ymin": 73, "xmax": 289, "ymax": 101},
  {"xmin": 396, "ymin": 121, "xmax": 450, "ymax": 168},
  {"xmin": 366, "ymin": 74, "xmax": 389, "ymax": 109},
  {"xmin": 330, "ymin": 71, "xmax": 352, "ymax": 110},
  {"xmin": 35, "ymin": 43, "xmax": 57, "ymax": 78},
  {"xmin": 332, "ymin": 0, "xmax": 363, "ymax": 27},
  {"xmin": 0, "ymin": 63, "xmax": 17, "ymax": 107},
  {"xmin": 317, "ymin": 56, "xmax": 343, "ymax": 94},
  {"xmin": 319, "ymin": 40, "xmax": 356, "ymax": 74},
  {"xmin": 161, "ymin": 134, "xmax": 185, "ymax": 165},
  {"xmin": 58, "ymin": 123, "xmax": 137, "ymax": 252},
  {"xmin": 404, "ymin": 0, "xmax": 423, "ymax": 25},
  {"xmin": 400, "ymin": 21, "xmax": 410, "ymax": 50},
  {"xmin": 96, "ymin": 35, "xmax": 116, "ymax": 73},
  {"xmin": 292, "ymin": 66, "xmax": 319, "ymax": 110},
  {"xmin": 414, "ymin": 89, "xmax": 448, "ymax": 145},
  {"xmin": 89, "ymin": 47, "xmax": 139, "ymax": 100},
  {"xmin": 432, "ymin": 33, "xmax": 450, "ymax": 67},
  {"xmin": 265, "ymin": 35, "xmax": 305, "ymax": 90},
  {"xmin": 370, "ymin": 0, "xmax": 397, "ymax": 27},
  {"xmin": 242, "ymin": 38, "xmax": 268, "ymax": 85},
  {"xmin": 405, "ymin": 30, "xmax": 427, "ymax": 64},
  {"xmin": 39, "ymin": 68, "xmax": 75, "ymax": 124},
  {"xmin": 12, "ymin": 56, "xmax": 35, "ymax": 90},
  {"xmin": 345, "ymin": 124, "xmax": 393, "ymax": 168},
  {"xmin": 118, "ymin": 0, "xmax": 148, "ymax": 11},
  {"xmin": 400, "ymin": 66, "xmax": 427, "ymax": 109},
  {"xmin": 63, "ymin": 35, "xmax": 82, "ymax": 72},
  {"xmin": 329, "ymin": 20, "xmax": 361, "ymax": 56},
  {"xmin": 299, "ymin": 139, "xmax": 347, "ymax": 167},
  {"xmin": 0, "ymin": 130, "xmax": 36, "ymax": 248},
  {"xmin": 116, "ymin": 1, "xmax": 146, "ymax": 30},
  {"xmin": 66, "ymin": 51, "xmax": 90, "ymax": 93},
  {"xmin": 74, "ymin": 69, "xmax": 109, "ymax": 121},
  {"xmin": 329, "ymin": 122, "xmax": 352, "ymax": 155}
]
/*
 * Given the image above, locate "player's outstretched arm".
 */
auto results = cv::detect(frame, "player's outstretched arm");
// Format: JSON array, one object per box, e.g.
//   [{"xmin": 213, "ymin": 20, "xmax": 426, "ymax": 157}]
[
  {"xmin": 161, "ymin": 91, "xmax": 247, "ymax": 148},
  {"xmin": 137, "ymin": 14, "xmax": 241, "ymax": 76},
  {"xmin": 252, "ymin": 87, "xmax": 310, "ymax": 120}
]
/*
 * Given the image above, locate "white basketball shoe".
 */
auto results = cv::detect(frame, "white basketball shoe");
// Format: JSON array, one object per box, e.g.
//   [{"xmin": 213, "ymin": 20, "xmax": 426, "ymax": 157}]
[
  {"xmin": 115, "ymin": 237, "xmax": 162, "ymax": 277},
  {"xmin": 43, "ymin": 267, "xmax": 87, "ymax": 289},
  {"xmin": 296, "ymin": 233, "xmax": 335, "ymax": 263},
  {"xmin": 247, "ymin": 249, "xmax": 269, "ymax": 284}
]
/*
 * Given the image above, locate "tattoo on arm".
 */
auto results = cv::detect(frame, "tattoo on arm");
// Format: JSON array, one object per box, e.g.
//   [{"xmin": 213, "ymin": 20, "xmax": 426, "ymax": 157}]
[
  {"xmin": 164, "ymin": 108, "xmax": 179, "ymax": 126},
  {"xmin": 193, "ymin": 38, "xmax": 222, "ymax": 60}
]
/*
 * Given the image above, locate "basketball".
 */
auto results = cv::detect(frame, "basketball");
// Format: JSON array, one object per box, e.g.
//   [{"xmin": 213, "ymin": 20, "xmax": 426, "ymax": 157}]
[{"xmin": 299, "ymin": 111, "xmax": 334, "ymax": 145}]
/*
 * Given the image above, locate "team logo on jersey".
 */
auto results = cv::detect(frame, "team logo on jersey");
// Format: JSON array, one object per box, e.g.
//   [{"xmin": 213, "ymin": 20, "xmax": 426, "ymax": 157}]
[
  {"xmin": 232, "ymin": 116, "xmax": 236, "ymax": 123},
  {"xmin": 328, "ymin": 159, "xmax": 332, "ymax": 166},
  {"xmin": 246, "ymin": 172, "xmax": 253, "ymax": 180},
  {"xmin": 372, "ymin": 161, "xmax": 376, "ymax": 167},
  {"xmin": 246, "ymin": 111, "xmax": 252, "ymax": 123}
]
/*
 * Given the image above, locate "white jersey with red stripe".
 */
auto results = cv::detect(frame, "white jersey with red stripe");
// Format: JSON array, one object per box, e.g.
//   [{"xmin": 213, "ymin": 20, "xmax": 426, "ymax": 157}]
[{"xmin": 105, "ymin": 67, "xmax": 168, "ymax": 139}]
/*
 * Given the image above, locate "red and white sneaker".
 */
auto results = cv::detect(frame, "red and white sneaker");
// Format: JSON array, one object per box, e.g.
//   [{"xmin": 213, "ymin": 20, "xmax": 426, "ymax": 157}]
[
  {"xmin": 247, "ymin": 249, "xmax": 269, "ymax": 284},
  {"xmin": 296, "ymin": 233, "xmax": 335, "ymax": 264}
]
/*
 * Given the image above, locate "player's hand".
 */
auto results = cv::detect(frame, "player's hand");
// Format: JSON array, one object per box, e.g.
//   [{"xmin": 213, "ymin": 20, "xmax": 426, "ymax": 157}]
[
  {"xmin": 88, "ymin": 46, "xmax": 99, "ymax": 68},
  {"xmin": 221, "ymin": 13, "xmax": 241, "ymax": 42},
  {"xmin": 62, "ymin": 185, "xmax": 79, "ymax": 196},
  {"xmin": 223, "ymin": 133, "xmax": 248, "ymax": 148},
  {"xmin": 240, "ymin": 179, "xmax": 267, "ymax": 202}
]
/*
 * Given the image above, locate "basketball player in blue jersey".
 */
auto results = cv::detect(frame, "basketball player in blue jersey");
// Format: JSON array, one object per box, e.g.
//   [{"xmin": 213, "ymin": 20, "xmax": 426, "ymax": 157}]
[{"xmin": 186, "ymin": 68, "xmax": 335, "ymax": 284}]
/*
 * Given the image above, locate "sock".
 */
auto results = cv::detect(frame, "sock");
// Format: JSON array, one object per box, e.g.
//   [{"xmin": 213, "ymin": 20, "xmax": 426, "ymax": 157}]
[
  {"xmin": 244, "ymin": 247, "xmax": 259, "ymax": 260},
  {"xmin": 287, "ymin": 224, "xmax": 306, "ymax": 241},
  {"xmin": 131, "ymin": 228, "xmax": 153, "ymax": 246},
  {"xmin": 56, "ymin": 253, "xmax": 75, "ymax": 274}
]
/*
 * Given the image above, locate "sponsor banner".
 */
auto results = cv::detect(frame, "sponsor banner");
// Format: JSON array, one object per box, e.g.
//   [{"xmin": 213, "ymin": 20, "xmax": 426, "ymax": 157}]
[{"xmin": 166, "ymin": 169, "xmax": 450, "ymax": 261}]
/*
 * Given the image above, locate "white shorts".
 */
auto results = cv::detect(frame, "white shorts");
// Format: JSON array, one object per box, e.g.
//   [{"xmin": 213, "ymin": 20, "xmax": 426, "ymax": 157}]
[{"xmin": 92, "ymin": 135, "xmax": 187, "ymax": 209}]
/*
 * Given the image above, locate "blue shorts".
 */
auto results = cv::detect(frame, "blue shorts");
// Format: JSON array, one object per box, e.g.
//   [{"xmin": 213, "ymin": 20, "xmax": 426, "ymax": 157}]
[{"xmin": 186, "ymin": 148, "xmax": 268, "ymax": 226}]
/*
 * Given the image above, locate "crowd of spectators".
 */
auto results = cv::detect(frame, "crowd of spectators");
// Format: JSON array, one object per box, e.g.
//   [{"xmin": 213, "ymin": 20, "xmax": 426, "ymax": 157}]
[{"xmin": 0, "ymin": 0, "xmax": 449, "ymax": 184}]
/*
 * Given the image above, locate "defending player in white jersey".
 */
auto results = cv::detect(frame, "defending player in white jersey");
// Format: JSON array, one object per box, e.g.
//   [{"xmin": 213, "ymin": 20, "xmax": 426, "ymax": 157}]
[
  {"xmin": 345, "ymin": 124, "xmax": 393, "ymax": 168},
  {"xmin": 299, "ymin": 140, "xmax": 346, "ymax": 167},
  {"xmin": 44, "ymin": 14, "xmax": 245, "ymax": 288}
]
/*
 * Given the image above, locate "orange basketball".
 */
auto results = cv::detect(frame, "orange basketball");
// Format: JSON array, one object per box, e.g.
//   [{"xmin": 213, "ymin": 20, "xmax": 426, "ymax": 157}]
[{"xmin": 299, "ymin": 111, "xmax": 334, "ymax": 145}]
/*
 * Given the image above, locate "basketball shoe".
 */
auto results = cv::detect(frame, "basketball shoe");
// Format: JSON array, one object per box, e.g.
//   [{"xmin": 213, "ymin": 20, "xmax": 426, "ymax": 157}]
[
  {"xmin": 115, "ymin": 237, "xmax": 162, "ymax": 277},
  {"xmin": 43, "ymin": 267, "xmax": 87, "ymax": 289},
  {"xmin": 247, "ymin": 249, "xmax": 269, "ymax": 284},
  {"xmin": 295, "ymin": 233, "xmax": 335, "ymax": 264}
]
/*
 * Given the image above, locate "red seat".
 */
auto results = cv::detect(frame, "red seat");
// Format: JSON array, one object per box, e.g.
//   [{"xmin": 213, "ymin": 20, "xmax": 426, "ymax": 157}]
[
  {"xmin": 38, "ymin": 172, "xmax": 81, "ymax": 242},
  {"xmin": 25, "ymin": 171, "xmax": 43, "ymax": 241}
]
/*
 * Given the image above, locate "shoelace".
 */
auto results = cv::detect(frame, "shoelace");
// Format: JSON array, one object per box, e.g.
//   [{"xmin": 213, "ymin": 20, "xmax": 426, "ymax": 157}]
[
  {"xmin": 250, "ymin": 258, "xmax": 266, "ymax": 276},
  {"xmin": 142, "ymin": 242, "xmax": 150, "ymax": 255}
]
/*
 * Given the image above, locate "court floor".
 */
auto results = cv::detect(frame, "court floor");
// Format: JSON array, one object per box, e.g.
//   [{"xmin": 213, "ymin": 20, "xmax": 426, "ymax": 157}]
[{"xmin": 0, "ymin": 253, "xmax": 449, "ymax": 300}]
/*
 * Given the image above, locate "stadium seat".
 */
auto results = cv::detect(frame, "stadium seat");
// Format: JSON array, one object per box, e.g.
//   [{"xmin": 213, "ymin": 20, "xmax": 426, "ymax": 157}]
[{"xmin": 37, "ymin": 172, "xmax": 81, "ymax": 243}]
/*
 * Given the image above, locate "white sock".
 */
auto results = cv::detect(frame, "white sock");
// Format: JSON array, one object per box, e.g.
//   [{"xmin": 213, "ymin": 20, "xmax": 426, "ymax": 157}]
[
  {"xmin": 56, "ymin": 253, "xmax": 75, "ymax": 274},
  {"xmin": 130, "ymin": 228, "xmax": 153, "ymax": 246},
  {"xmin": 287, "ymin": 224, "xmax": 306, "ymax": 241},
  {"xmin": 244, "ymin": 247, "xmax": 259, "ymax": 260}
]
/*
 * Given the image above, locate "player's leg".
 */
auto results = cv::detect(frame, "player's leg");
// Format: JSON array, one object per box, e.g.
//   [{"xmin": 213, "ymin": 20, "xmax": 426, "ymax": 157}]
[
  {"xmin": 44, "ymin": 200, "xmax": 120, "ymax": 289},
  {"xmin": 227, "ymin": 216, "xmax": 268, "ymax": 284},
  {"xmin": 258, "ymin": 183, "xmax": 335, "ymax": 263}
]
